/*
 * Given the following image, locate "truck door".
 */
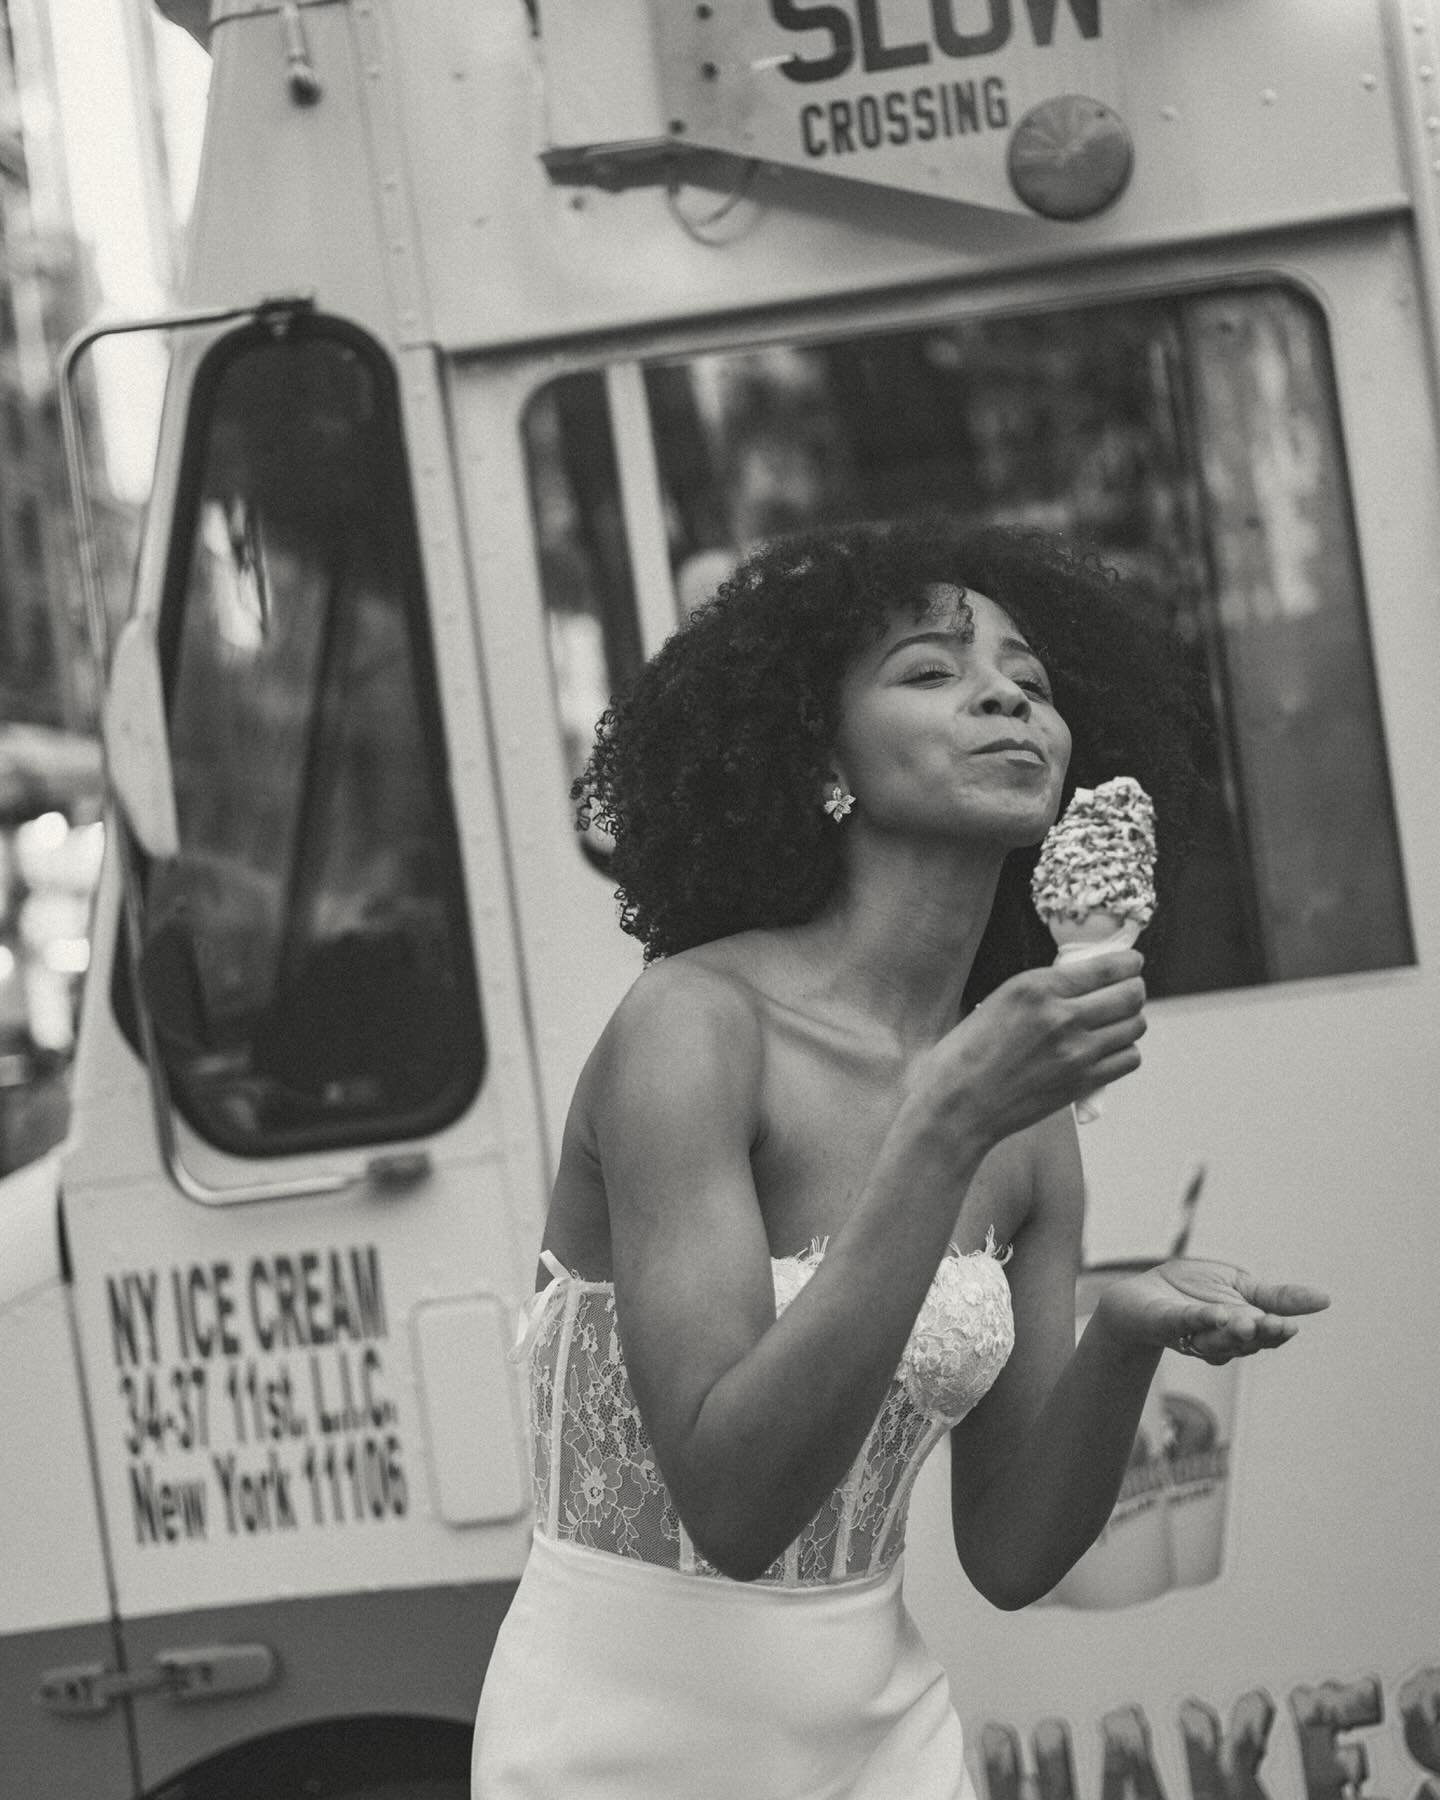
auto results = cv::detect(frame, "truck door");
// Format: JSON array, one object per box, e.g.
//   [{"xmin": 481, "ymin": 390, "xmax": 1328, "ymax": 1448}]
[
  {"xmin": 471, "ymin": 226, "xmax": 1440, "ymax": 1789},
  {"xmin": 59, "ymin": 307, "xmax": 545, "ymax": 1795}
]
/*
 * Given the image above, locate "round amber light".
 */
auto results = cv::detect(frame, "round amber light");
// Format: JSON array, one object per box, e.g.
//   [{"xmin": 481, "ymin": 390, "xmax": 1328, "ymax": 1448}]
[{"xmin": 1007, "ymin": 95, "xmax": 1134, "ymax": 221}]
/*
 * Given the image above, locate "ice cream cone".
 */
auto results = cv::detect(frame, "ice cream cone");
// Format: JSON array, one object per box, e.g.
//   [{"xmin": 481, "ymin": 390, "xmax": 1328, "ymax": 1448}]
[
  {"xmin": 1031, "ymin": 777, "xmax": 1156, "ymax": 1126},
  {"xmin": 1047, "ymin": 911, "xmax": 1141, "ymax": 950},
  {"xmin": 1044, "ymin": 914, "xmax": 1143, "ymax": 1121}
]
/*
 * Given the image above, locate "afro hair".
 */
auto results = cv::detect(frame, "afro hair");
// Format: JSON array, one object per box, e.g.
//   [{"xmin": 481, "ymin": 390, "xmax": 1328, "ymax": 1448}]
[{"xmin": 575, "ymin": 516, "xmax": 1207, "ymax": 1009}]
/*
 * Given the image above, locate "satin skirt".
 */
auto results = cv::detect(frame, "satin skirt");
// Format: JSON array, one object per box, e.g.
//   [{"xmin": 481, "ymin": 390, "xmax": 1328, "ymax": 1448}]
[{"xmin": 472, "ymin": 1531, "xmax": 976, "ymax": 1800}]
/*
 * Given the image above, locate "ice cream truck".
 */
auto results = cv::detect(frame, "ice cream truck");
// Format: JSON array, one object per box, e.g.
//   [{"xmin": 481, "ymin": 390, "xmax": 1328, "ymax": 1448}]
[{"xmin": 3, "ymin": 0, "xmax": 1439, "ymax": 1794}]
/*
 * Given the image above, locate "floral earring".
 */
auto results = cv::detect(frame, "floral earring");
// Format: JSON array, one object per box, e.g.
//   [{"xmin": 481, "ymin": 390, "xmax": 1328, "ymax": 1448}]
[{"xmin": 823, "ymin": 785, "xmax": 855, "ymax": 822}]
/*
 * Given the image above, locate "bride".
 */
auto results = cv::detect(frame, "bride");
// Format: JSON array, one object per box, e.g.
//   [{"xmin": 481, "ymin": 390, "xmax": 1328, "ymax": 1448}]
[{"xmin": 472, "ymin": 518, "xmax": 1327, "ymax": 1799}]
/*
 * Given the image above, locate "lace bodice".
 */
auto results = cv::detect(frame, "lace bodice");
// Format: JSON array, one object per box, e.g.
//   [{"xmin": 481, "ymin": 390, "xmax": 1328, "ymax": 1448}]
[{"xmin": 512, "ymin": 1233, "xmax": 1015, "ymax": 1589}]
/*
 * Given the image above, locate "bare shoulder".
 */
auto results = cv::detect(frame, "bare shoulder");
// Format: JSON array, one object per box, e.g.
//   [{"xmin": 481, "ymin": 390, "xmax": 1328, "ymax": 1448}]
[
  {"xmin": 550, "ymin": 952, "xmax": 772, "ymax": 1283},
  {"xmin": 602, "ymin": 950, "xmax": 764, "ymax": 1055},
  {"xmin": 586, "ymin": 948, "xmax": 767, "ymax": 1122}
]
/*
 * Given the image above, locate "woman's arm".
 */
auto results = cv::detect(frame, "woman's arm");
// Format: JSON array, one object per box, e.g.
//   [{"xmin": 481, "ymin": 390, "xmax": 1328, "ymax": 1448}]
[
  {"xmin": 601, "ymin": 962, "xmax": 988, "ymax": 1580},
  {"xmin": 600, "ymin": 947, "xmax": 1148, "ymax": 1581},
  {"xmin": 949, "ymin": 1109, "xmax": 1157, "ymax": 1608},
  {"xmin": 949, "ymin": 1111, "xmax": 1328, "ymax": 1610}
]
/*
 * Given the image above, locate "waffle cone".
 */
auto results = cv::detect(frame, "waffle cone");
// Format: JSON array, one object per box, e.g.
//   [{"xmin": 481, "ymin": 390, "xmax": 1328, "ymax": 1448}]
[{"xmin": 1046, "ymin": 915, "xmax": 1143, "ymax": 1121}]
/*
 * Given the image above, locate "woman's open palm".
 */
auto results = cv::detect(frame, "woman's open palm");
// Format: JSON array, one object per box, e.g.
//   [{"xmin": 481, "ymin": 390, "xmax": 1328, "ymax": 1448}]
[{"xmin": 1097, "ymin": 1258, "xmax": 1330, "ymax": 1363}]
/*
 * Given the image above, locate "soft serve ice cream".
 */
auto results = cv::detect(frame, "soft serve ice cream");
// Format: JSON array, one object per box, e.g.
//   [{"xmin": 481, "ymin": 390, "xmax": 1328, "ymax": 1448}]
[{"xmin": 1031, "ymin": 776, "xmax": 1156, "ymax": 1120}]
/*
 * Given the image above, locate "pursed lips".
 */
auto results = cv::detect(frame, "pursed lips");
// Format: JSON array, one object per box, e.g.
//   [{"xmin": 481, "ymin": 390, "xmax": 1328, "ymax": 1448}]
[{"xmin": 973, "ymin": 738, "xmax": 1046, "ymax": 763}]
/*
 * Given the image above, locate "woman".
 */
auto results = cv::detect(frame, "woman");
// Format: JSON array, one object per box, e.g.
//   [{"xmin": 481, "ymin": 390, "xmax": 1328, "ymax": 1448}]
[{"xmin": 472, "ymin": 518, "xmax": 1328, "ymax": 1799}]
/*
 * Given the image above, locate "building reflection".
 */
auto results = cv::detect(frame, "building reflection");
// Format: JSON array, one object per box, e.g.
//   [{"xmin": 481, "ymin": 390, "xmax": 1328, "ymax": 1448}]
[{"xmin": 0, "ymin": 0, "xmax": 149, "ymax": 1171}]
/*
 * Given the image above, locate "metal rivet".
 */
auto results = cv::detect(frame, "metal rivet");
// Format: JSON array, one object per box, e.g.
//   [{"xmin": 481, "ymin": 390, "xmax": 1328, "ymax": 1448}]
[
  {"xmin": 1159, "ymin": 105, "xmax": 1179, "ymax": 121},
  {"xmin": 1422, "ymin": 65, "xmax": 1435, "ymax": 80},
  {"xmin": 1261, "ymin": 88, "xmax": 1277, "ymax": 105},
  {"xmin": 1361, "ymin": 73, "xmax": 1379, "ymax": 90}
]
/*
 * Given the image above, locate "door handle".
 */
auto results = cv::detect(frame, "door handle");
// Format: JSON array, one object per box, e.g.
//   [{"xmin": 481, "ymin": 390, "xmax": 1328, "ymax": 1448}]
[
  {"xmin": 154, "ymin": 1643, "xmax": 278, "ymax": 1699},
  {"xmin": 37, "ymin": 1643, "xmax": 278, "ymax": 1715}
]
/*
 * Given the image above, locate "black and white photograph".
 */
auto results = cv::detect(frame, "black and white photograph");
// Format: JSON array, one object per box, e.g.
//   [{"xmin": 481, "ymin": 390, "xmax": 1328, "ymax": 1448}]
[{"xmin": 0, "ymin": 5, "xmax": 1432, "ymax": 1798}]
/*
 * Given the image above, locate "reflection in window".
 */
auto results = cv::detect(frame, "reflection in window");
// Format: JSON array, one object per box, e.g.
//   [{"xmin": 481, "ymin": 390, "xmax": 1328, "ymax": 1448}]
[
  {"xmin": 1183, "ymin": 293, "xmax": 1410, "ymax": 983},
  {"xmin": 522, "ymin": 377, "xmax": 641, "ymax": 846},
  {"xmin": 523, "ymin": 288, "xmax": 1412, "ymax": 999},
  {"xmin": 119, "ymin": 319, "xmax": 483, "ymax": 1156}
]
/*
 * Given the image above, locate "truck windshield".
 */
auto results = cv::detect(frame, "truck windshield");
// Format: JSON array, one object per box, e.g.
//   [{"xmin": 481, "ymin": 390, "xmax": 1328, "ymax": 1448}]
[{"xmin": 116, "ymin": 317, "xmax": 483, "ymax": 1158}]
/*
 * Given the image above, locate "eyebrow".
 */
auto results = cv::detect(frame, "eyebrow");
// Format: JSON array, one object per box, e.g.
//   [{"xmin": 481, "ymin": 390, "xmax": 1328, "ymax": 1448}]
[{"xmin": 879, "ymin": 628, "xmax": 1044, "ymax": 666}]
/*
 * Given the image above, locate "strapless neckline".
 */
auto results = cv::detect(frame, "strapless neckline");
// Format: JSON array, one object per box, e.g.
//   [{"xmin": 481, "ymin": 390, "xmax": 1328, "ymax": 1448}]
[{"xmin": 533, "ymin": 1224, "xmax": 1011, "ymax": 1296}]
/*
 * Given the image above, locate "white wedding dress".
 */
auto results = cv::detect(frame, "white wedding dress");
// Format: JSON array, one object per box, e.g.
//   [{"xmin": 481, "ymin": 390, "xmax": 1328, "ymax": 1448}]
[{"xmin": 472, "ymin": 1233, "xmax": 1015, "ymax": 1799}]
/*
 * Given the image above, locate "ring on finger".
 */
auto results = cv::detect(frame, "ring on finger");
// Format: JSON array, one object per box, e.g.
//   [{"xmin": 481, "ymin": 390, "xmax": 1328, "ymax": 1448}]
[{"xmin": 1175, "ymin": 1334, "xmax": 1203, "ymax": 1357}]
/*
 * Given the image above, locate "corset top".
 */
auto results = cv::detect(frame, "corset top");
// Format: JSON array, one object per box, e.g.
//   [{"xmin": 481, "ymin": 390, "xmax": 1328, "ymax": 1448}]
[{"xmin": 513, "ymin": 1231, "xmax": 1014, "ymax": 1590}]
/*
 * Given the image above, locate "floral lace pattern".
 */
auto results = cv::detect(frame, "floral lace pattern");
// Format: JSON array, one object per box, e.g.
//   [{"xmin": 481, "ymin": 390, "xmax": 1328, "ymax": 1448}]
[{"xmin": 516, "ymin": 1235, "xmax": 1014, "ymax": 1589}]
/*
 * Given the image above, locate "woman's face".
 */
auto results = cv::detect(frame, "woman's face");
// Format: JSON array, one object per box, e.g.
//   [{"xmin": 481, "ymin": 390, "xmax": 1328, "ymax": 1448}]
[{"xmin": 833, "ymin": 586, "xmax": 1071, "ymax": 850}]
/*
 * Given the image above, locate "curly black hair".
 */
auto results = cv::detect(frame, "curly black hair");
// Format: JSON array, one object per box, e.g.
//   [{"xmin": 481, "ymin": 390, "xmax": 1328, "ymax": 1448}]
[{"xmin": 576, "ymin": 517, "xmax": 1208, "ymax": 1007}]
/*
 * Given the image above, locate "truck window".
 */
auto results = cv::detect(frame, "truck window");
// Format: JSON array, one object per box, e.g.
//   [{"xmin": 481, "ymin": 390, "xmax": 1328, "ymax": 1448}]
[
  {"xmin": 115, "ymin": 317, "xmax": 484, "ymax": 1157},
  {"xmin": 522, "ymin": 285, "xmax": 1412, "ymax": 1000}
]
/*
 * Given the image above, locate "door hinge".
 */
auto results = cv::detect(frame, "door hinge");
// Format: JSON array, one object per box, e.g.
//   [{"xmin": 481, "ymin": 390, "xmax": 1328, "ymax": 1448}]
[{"xmin": 36, "ymin": 1644, "xmax": 278, "ymax": 1716}]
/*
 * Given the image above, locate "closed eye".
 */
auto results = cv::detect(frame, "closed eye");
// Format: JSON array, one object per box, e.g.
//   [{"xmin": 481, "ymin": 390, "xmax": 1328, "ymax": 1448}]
[{"xmin": 900, "ymin": 660, "xmax": 1052, "ymax": 699}]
